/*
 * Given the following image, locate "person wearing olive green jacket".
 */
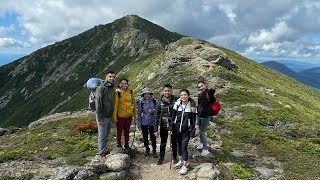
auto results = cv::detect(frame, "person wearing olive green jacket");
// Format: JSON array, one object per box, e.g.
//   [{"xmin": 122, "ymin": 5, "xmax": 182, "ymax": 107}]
[
  {"xmin": 95, "ymin": 71, "xmax": 116, "ymax": 162},
  {"xmin": 112, "ymin": 78, "xmax": 137, "ymax": 150}
]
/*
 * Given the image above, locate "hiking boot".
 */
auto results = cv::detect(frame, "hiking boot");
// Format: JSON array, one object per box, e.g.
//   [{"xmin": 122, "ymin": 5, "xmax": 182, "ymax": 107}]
[
  {"xmin": 157, "ymin": 158, "xmax": 164, "ymax": 165},
  {"xmin": 117, "ymin": 144, "xmax": 122, "ymax": 148},
  {"xmin": 196, "ymin": 143, "xmax": 203, "ymax": 150},
  {"xmin": 106, "ymin": 148, "xmax": 111, "ymax": 155},
  {"xmin": 152, "ymin": 150, "xmax": 158, "ymax": 158},
  {"xmin": 201, "ymin": 149, "xmax": 210, "ymax": 156},
  {"xmin": 174, "ymin": 160, "xmax": 182, "ymax": 168},
  {"xmin": 101, "ymin": 156, "xmax": 107, "ymax": 162},
  {"xmin": 144, "ymin": 148, "xmax": 150, "ymax": 156},
  {"xmin": 124, "ymin": 144, "xmax": 132, "ymax": 151},
  {"xmin": 179, "ymin": 166, "xmax": 188, "ymax": 175}
]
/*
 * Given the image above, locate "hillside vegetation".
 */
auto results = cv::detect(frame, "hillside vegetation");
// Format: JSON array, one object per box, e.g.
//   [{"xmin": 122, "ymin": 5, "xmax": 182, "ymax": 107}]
[{"xmin": 1, "ymin": 15, "xmax": 320, "ymax": 179}]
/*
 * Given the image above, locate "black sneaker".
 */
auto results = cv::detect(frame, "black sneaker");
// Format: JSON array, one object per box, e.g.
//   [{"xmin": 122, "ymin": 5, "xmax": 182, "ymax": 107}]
[
  {"xmin": 157, "ymin": 158, "xmax": 164, "ymax": 165},
  {"xmin": 172, "ymin": 158, "xmax": 179, "ymax": 165},
  {"xmin": 117, "ymin": 144, "xmax": 122, "ymax": 148},
  {"xmin": 124, "ymin": 144, "xmax": 132, "ymax": 151}
]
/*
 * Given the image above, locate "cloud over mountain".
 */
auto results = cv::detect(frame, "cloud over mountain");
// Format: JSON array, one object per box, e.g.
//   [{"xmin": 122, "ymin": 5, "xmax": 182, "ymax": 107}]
[{"xmin": 0, "ymin": 0, "xmax": 320, "ymax": 64}]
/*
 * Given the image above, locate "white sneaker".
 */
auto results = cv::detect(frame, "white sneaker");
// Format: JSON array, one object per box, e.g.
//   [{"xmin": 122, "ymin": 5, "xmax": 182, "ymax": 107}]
[
  {"xmin": 196, "ymin": 143, "xmax": 203, "ymax": 150},
  {"xmin": 174, "ymin": 160, "xmax": 182, "ymax": 168},
  {"xmin": 201, "ymin": 149, "xmax": 210, "ymax": 156},
  {"xmin": 179, "ymin": 166, "xmax": 188, "ymax": 175}
]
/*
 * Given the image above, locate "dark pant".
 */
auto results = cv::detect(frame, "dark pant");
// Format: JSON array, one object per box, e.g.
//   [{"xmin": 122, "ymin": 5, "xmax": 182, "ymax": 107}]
[
  {"xmin": 159, "ymin": 127, "xmax": 177, "ymax": 160},
  {"xmin": 175, "ymin": 130, "xmax": 191, "ymax": 161},
  {"xmin": 141, "ymin": 125, "xmax": 156, "ymax": 151},
  {"xmin": 116, "ymin": 116, "xmax": 132, "ymax": 145}
]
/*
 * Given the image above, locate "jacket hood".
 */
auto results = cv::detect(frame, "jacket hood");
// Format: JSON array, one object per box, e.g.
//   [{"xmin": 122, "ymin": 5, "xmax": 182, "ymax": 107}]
[{"xmin": 102, "ymin": 80, "xmax": 114, "ymax": 87}]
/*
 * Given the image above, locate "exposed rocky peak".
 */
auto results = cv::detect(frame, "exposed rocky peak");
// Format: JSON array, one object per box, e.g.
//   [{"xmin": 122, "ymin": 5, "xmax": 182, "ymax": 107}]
[
  {"xmin": 165, "ymin": 37, "xmax": 239, "ymax": 71},
  {"xmin": 111, "ymin": 29, "xmax": 162, "ymax": 57}
]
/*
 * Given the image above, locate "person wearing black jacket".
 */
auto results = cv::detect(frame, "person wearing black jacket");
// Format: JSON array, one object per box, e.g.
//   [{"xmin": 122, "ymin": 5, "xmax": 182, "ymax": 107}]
[
  {"xmin": 154, "ymin": 84, "xmax": 178, "ymax": 165},
  {"xmin": 196, "ymin": 81, "xmax": 216, "ymax": 156},
  {"xmin": 170, "ymin": 89, "xmax": 196, "ymax": 175}
]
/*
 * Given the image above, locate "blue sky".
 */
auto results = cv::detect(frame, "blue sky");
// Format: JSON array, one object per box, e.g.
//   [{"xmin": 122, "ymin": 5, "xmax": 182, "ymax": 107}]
[{"xmin": 1, "ymin": 0, "xmax": 320, "ymax": 66}]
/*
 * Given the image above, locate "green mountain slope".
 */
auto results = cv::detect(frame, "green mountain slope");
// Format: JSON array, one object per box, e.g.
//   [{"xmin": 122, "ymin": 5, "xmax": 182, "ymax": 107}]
[
  {"xmin": 0, "ymin": 15, "xmax": 183, "ymax": 127},
  {"xmin": 1, "ymin": 15, "xmax": 320, "ymax": 179}
]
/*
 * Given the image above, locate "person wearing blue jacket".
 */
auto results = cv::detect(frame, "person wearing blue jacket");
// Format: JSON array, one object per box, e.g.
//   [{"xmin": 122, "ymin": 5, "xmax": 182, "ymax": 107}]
[{"xmin": 137, "ymin": 87, "xmax": 158, "ymax": 158}]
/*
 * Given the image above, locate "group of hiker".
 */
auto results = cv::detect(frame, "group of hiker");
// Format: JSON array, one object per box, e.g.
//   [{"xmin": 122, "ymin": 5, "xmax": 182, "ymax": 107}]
[{"xmin": 91, "ymin": 71, "xmax": 216, "ymax": 175}]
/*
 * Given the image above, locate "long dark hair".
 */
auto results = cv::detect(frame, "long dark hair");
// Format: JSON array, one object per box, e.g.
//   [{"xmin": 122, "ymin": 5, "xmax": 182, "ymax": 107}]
[
  {"xmin": 117, "ymin": 78, "xmax": 129, "ymax": 88},
  {"xmin": 180, "ymin": 89, "xmax": 190, "ymax": 96}
]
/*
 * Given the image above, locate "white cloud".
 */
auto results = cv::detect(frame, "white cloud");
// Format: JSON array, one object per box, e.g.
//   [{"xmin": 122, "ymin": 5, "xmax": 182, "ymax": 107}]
[
  {"xmin": 0, "ymin": 0, "xmax": 320, "ymax": 63},
  {"xmin": 0, "ymin": 37, "xmax": 28, "ymax": 48},
  {"xmin": 245, "ymin": 22, "xmax": 295, "ymax": 44},
  {"xmin": 261, "ymin": 43, "xmax": 281, "ymax": 51},
  {"xmin": 218, "ymin": 4, "xmax": 236, "ymax": 23}
]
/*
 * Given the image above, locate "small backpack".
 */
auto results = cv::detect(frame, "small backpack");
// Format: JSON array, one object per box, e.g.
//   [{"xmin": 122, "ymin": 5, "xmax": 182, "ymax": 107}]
[
  {"xmin": 89, "ymin": 90, "xmax": 96, "ymax": 111},
  {"xmin": 205, "ymin": 92, "xmax": 221, "ymax": 116},
  {"xmin": 86, "ymin": 78, "xmax": 103, "ymax": 111}
]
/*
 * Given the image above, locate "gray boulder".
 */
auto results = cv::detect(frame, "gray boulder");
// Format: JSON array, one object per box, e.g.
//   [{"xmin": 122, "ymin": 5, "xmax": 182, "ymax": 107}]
[
  {"xmin": 254, "ymin": 167, "xmax": 276, "ymax": 179},
  {"xmin": 0, "ymin": 127, "xmax": 8, "ymax": 136},
  {"xmin": 199, "ymin": 48, "xmax": 238, "ymax": 71},
  {"xmin": 105, "ymin": 153, "xmax": 130, "ymax": 172},
  {"xmin": 99, "ymin": 171, "xmax": 126, "ymax": 180},
  {"xmin": 49, "ymin": 166, "xmax": 80, "ymax": 180},
  {"xmin": 189, "ymin": 163, "xmax": 219, "ymax": 180},
  {"xmin": 85, "ymin": 155, "xmax": 108, "ymax": 173},
  {"xmin": 73, "ymin": 169, "xmax": 97, "ymax": 180}
]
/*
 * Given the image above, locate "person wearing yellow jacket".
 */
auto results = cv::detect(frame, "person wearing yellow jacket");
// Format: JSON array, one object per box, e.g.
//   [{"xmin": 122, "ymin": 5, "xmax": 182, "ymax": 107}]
[{"xmin": 112, "ymin": 78, "xmax": 137, "ymax": 150}]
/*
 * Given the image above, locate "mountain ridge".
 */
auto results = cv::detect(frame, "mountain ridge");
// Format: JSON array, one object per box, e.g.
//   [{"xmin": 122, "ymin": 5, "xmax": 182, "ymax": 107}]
[
  {"xmin": 0, "ymin": 15, "xmax": 183, "ymax": 127},
  {"xmin": 1, "ymin": 15, "xmax": 320, "ymax": 179},
  {"xmin": 261, "ymin": 61, "xmax": 320, "ymax": 89}
]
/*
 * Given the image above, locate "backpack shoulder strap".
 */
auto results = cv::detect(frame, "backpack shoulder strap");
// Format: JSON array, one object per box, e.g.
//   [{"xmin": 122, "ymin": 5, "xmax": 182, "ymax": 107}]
[
  {"xmin": 152, "ymin": 99, "xmax": 156, "ymax": 107},
  {"xmin": 205, "ymin": 91, "xmax": 210, "ymax": 102}
]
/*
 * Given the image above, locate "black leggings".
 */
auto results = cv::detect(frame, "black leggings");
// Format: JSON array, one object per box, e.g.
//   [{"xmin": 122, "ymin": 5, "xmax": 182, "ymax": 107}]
[
  {"xmin": 141, "ymin": 125, "xmax": 156, "ymax": 151},
  {"xmin": 175, "ymin": 130, "xmax": 191, "ymax": 161}
]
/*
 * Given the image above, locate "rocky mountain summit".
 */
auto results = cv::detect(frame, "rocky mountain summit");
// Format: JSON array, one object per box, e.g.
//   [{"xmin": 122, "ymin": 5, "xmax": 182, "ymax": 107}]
[{"xmin": 1, "ymin": 15, "xmax": 320, "ymax": 179}]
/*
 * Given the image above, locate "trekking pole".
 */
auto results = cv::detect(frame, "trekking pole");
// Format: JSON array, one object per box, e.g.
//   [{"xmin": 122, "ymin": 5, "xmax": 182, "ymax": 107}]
[
  {"xmin": 169, "ymin": 132, "xmax": 172, "ymax": 170},
  {"xmin": 131, "ymin": 117, "xmax": 137, "ymax": 148}
]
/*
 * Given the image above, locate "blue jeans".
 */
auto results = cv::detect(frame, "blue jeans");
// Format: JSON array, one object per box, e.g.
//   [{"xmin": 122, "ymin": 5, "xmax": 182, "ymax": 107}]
[
  {"xmin": 198, "ymin": 116, "xmax": 210, "ymax": 150},
  {"xmin": 96, "ymin": 115, "xmax": 112, "ymax": 156}
]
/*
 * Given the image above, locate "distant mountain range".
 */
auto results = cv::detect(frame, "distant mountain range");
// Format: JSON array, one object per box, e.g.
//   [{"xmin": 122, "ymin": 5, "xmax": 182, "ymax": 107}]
[
  {"xmin": 1, "ymin": 15, "xmax": 320, "ymax": 179},
  {"xmin": 278, "ymin": 60, "xmax": 320, "ymax": 72},
  {"xmin": 261, "ymin": 61, "xmax": 320, "ymax": 90},
  {"xmin": 255, "ymin": 59, "xmax": 320, "ymax": 72}
]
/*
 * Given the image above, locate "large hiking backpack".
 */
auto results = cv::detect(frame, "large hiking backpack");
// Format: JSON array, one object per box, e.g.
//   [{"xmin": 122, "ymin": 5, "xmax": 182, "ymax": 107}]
[
  {"xmin": 86, "ymin": 78, "xmax": 103, "ymax": 111},
  {"xmin": 205, "ymin": 92, "xmax": 221, "ymax": 116}
]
